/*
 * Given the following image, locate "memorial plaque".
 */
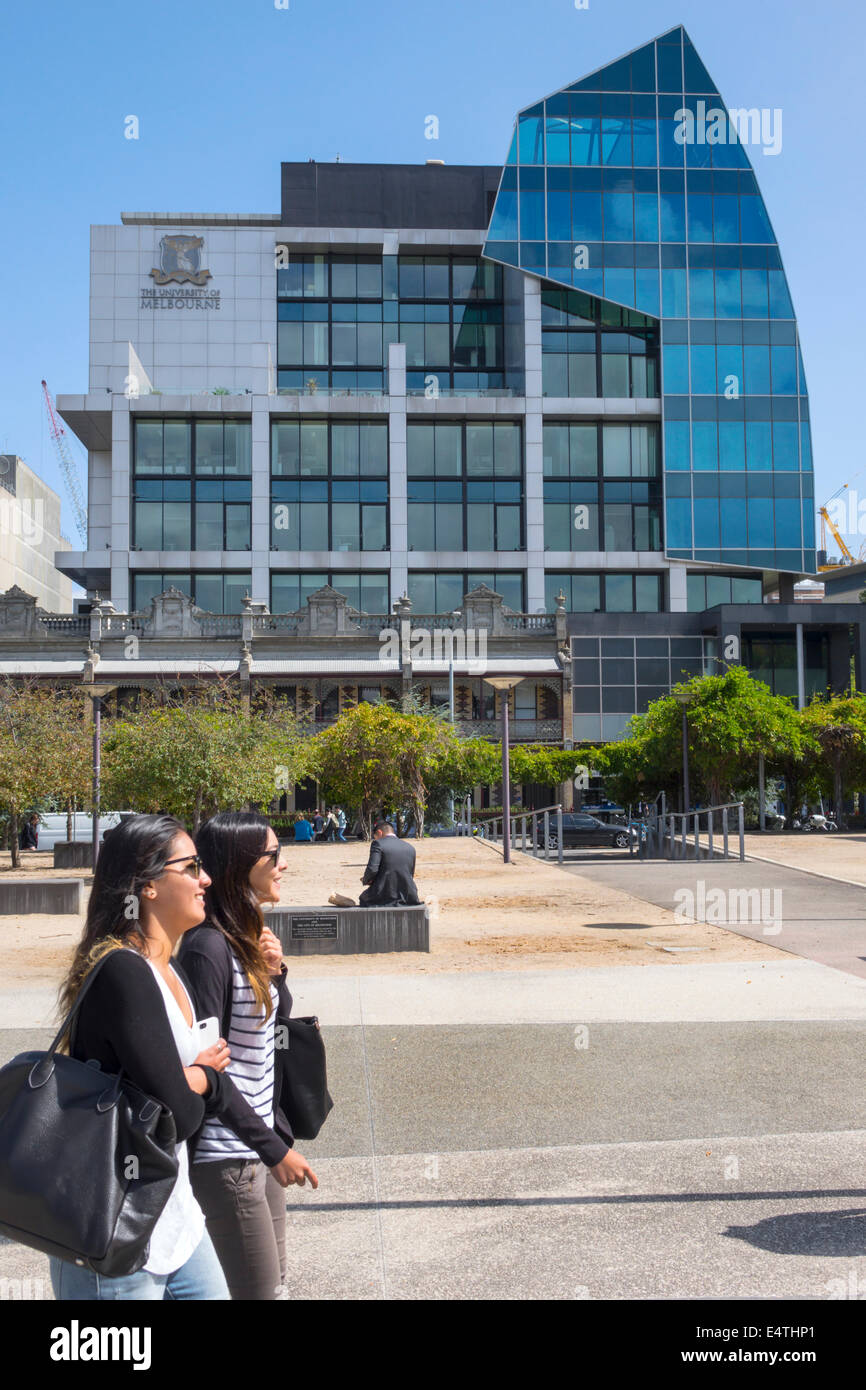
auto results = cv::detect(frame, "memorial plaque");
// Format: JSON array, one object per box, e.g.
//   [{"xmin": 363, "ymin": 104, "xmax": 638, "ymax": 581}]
[{"xmin": 290, "ymin": 914, "xmax": 339, "ymax": 940}]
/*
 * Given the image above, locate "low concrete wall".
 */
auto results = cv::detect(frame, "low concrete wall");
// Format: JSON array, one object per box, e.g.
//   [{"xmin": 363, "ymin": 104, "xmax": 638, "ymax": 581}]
[
  {"xmin": 0, "ymin": 878, "xmax": 83, "ymax": 915},
  {"xmin": 268, "ymin": 904, "xmax": 429, "ymax": 955},
  {"xmin": 54, "ymin": 842, "xmax": 93, "ymax": 869}
]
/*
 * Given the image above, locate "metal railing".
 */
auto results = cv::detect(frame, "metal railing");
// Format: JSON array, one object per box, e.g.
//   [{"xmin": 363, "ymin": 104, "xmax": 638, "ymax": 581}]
[
  {"xmin": 637, "ymin": 799, "xmax": 745, "ymax": 862},
  {"xmin": 475, "ymin": 803, "xmax": 565, "ymax": 866}
]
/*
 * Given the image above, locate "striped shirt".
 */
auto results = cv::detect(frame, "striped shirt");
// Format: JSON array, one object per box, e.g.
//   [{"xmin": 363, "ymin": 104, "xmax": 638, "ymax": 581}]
[{"xmin": 195, "ymin": 952, "xmax": 279, "ymax": 1163}]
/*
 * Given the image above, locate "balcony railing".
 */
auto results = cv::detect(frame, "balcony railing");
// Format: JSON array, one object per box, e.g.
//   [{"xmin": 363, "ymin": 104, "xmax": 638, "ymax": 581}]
[
  {"xmin": 406, "ymin": 387, "xmax": 517, "ymax": 398},
  {"xmin": 455, "ymin": 718, "xmax": 562, "ymax": 741},
  {"xmin": 197, "ymin": 615, "xmax": 243, "ymax": 637},
  {"xmin": 252, "ymin": 614, "xmax": 304, "ymax": 634},
  {"xmin": 38, "ymin": 616, "xmax": 90, "ymax": 634}
]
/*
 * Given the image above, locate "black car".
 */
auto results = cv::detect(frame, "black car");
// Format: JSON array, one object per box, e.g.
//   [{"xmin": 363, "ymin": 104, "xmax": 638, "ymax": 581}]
[{"xmin": 547, "ymin": 813, "xmax": 637, "ymax": 851}]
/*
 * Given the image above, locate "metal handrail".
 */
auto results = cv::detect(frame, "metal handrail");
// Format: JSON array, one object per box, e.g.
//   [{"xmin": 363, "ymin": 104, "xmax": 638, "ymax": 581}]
[{"xmin": 482, "ymin": 803, "xmax": 564, "ymax": 865}]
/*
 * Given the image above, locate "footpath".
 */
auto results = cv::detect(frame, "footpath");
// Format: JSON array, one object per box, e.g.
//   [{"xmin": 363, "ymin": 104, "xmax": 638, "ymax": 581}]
[{"xmin": 1, "ymin": 838, "xmax": 864, "ymax": 1299}]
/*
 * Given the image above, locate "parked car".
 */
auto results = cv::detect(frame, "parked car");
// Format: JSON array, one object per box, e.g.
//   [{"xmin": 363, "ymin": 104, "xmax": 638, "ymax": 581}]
[
  {"xmin": 546, "ymin": 813, "xmax": 638, "ymax": 851},
  {"xmin": 30, "ymin": 812, "xmax": 128, "ymax": 852}
]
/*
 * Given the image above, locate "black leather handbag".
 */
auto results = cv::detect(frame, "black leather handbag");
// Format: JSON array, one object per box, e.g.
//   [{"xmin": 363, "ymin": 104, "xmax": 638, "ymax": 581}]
[
  {"xmin": 277, "ymin": 1013, "xmax": 334, "ymax": 1141},
  {"xmin": 0, "ymin": 954, "xmax": 179, "ymax": 1276}
]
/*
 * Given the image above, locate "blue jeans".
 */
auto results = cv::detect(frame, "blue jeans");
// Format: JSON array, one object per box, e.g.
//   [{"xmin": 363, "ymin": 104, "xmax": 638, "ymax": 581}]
[{"xmin": 49, "ymin": 1229, "xmax": 230, "ymax": 1301}]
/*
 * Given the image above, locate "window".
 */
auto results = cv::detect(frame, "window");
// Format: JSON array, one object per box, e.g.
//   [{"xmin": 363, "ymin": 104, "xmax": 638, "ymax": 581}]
[
  {"xmin": 276, "ymin": 253, "xmax": 503, "ymax": 394},
  {"xmin": 408, "ymin": 571, "xmax": 525, "ymax": 613},
  {"xmin": 271, "ymin": 571, "xmax": 389, "ymax": 614},
  {"xmin": 543, "ymin": 423, "xmax": 662, "ymax": 552},
  {"xmin": 688, "ymin": 572, "xmax": 764, "ymax": 610},
  {"xmin": 132, "ymin": 572, "xmax": 251, "ymax": 614},
  {"xmin": 407, "ymin": 423, "xmax": 523, "ymax": 552},
  {"xmin": 133, "ymin": 420, "xmax": 251, "ymax": 551},
  {"xmin": 546, "ymin": 572, "xmax": 663, "ymax": 612},
  {"xmin": 541, "ymin": 286, "xmax": 659, "ymax": 399},
  {"xmin": 270, "ymin": 421, "xmax": 388, "ymax": 552}
]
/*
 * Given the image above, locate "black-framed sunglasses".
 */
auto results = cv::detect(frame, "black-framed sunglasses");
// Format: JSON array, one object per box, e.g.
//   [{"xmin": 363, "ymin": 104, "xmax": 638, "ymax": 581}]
[
  {"xmin": 260, "ymin": 847, "xmax": 280, "ymax": 867},
  {"xmin": 163, "ymin": 854, "xmax": 204, "ymax": 877}
]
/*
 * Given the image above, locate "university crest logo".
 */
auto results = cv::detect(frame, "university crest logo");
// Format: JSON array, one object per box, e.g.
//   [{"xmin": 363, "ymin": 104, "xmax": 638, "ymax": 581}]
[{"xmin": 149, "ymin": 234, "xmax": 212, "ymax": 286}]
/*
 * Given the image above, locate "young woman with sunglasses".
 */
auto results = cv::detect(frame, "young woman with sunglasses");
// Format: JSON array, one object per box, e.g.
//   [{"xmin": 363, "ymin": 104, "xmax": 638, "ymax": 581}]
[
  {"xmin": 51, "ymin": 814, "xmax": 232, "ymax": 1300},
  {"xmin": 179, "ymin": 812, "xmax": 318, "ymax": 1301}
]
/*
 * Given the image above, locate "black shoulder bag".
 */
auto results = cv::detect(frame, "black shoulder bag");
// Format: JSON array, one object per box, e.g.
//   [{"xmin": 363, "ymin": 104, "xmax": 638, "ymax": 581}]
[
  {"xmin": 0, "ymin": 953, "xmax": 179, "ymax": 1276},
  {"xmin": 276, "ymin": 1013, "xmax": 334, "ymax": 1141}
]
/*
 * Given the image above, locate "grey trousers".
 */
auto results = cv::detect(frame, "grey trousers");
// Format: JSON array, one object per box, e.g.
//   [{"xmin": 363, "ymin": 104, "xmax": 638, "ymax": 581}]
[{"xmin": 191, "ymin": 1159, "xmax": 287, "ymax": 1301}]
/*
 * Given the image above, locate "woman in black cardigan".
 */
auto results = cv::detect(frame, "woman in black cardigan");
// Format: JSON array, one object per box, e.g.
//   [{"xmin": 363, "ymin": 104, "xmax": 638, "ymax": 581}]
[
  {"xmin": 180, "ymin": 812, "xmax": 318, "ymax": 1301},
  {"xmin": 51, "ymin": 813, "xmax": 233, "ymax": 1300}
]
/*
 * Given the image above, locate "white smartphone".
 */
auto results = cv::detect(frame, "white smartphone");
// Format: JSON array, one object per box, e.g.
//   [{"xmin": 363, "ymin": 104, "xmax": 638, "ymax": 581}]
[{"xmin": 194, "ymin": 1016, "xmax": 220, "ymax": 1050}]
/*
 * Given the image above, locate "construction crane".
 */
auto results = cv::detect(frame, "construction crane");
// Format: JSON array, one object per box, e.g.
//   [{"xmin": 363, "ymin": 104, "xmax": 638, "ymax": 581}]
[
  {"xmin": 41, "ymin": 379, "xmax": 88, "ymax": 545},
  {"xmin": 818, "ymin": 503, "xmax": 856, "ymax": 570}
]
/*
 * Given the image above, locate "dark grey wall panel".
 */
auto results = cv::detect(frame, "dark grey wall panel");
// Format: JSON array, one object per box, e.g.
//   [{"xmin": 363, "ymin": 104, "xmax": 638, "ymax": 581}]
[
  {"xmin": 0, "ymin": 879, "xmax": 83, "ymax": 915},
  {"xmin": 268, "ymin": 905, "xmax": 430, "ymax": 955},
  {"xmin": 280, "ymin": 163, "xmax": 501, "ymax": 230}
]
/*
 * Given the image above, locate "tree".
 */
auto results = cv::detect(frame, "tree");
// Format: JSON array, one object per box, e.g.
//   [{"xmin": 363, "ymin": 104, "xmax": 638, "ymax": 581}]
[
  {"xmin": 0, "ymin": 681, "xmax": 91, "ymax": 866},
  {"xmin": 311, "ymin": 702, "xmax": 464, "ymax": 839},
  {"xmin": 102, "ymin": 692, "xmax": 308, "ymax": 829},
  {"xmin": 800, "ymin": 694, "xmax": 866, "ymax": 827},
  {"xmin": 591, "ymin": 666, "xmax": 806, "ymax": 818}
]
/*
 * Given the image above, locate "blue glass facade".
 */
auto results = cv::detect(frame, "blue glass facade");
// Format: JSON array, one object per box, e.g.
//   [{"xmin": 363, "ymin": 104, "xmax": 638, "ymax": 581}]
[{"xmin": 484, "ymin": 25, "xmax": 815, "ymax": 574}]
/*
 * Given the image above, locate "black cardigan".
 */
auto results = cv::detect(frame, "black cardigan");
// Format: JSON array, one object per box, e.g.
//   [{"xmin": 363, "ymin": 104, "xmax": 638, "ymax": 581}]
[
  {"xmin": 178, "ymin": 924, "xmax": 293, "ymax": 1166},
  {"xmin": 69, "ymin": 947, "xmax": 227, "ymax": 1144}
]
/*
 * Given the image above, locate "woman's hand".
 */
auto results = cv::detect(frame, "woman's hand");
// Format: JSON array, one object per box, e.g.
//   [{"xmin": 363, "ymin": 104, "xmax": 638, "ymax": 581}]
[
  {"xmin": 259, "ymin": 925, "xmax": 284, "ymax": 976},
  {"xmin": 194, "ymin": 1039, "xmax": 230, "ymax": 1071},
  {"xmin": 183, "ymin": 1065, "xmax": 208, "ymax": 1095},
  {"xmin": 270, "ymin": 1150, "xmax": 319, "ymax": 1189}
]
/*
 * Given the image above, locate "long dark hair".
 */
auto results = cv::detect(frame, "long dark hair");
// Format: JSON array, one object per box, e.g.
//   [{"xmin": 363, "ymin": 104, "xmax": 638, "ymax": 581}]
[
  {"xmin": 59, "ymin": 813, "xmax": 185, "ymax": 1018},
  {"xmin": 195, "ymin": 812, "xmax": 275, "ymax": 1020}
]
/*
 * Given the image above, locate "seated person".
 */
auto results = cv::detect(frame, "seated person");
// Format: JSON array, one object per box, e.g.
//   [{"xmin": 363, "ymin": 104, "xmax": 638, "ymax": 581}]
[
  {"xmin": 294, "ymin": 815, "xmax": 315, "ymax": 843},
  {"xmin": 329, "ymin": 821, "xmax": 421, "ymax": 908}
]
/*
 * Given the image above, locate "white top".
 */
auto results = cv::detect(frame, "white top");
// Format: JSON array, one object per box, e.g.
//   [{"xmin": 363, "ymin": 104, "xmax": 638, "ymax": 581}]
[
  {"xmin": 194, "ymin": 952, "xmax": 278, "ymax": 1164},
  {"xmin": 143, "ymin": 960, "xmax": 205, "ymax": 1275}
]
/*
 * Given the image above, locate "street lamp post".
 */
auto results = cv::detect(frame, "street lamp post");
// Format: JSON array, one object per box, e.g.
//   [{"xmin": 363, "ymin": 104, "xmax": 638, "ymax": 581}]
[
  {"xmin": 84, "ymin": 684, "xmax": 116, "ymax": 870},
  {"xmin": 448, "ymin": 611, "xmax": 462, "ymax": 828},
  {"xmin": 674, "ymin": 690, "xmax": 691, "ymax": 814},
  {"xmin": 484, "ymin": 676, "xmax": 524, "ymax": 864}
]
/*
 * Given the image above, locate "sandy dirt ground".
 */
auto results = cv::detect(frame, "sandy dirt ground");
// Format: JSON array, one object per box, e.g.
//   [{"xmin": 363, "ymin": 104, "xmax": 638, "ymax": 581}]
[
  {"xmin": 741, "ymin": 830, "xmax": 866, "ymax": 886},
  {"xmin": 0, "ymin": 838, "xmax": 781, "ymax": 990}
]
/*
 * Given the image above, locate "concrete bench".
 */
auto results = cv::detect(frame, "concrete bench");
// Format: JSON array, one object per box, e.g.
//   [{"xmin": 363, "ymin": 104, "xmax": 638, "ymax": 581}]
[
  {"xmin": 54, "ymin": 842, "xmax": 94, "ymax": 869},
  {"xmin": 268, "ymin": 904, "xmax": 429, "ymax": 955},
  {"xmin": 0, "ymin": 878, "xmax": 83, "ymax": 915}
]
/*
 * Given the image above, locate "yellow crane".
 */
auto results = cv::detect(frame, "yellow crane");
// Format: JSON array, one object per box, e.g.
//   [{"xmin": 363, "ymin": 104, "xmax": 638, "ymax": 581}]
[
  {"xmin": 817, "ymin": 479, "xmax": 866, "ymax": 570},
  {"xmin": 818, "ymin": 503, "xmax": 855, "ymax": 570}
]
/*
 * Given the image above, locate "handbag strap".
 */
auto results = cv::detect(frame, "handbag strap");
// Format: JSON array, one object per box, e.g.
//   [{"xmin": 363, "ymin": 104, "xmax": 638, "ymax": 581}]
[{"xmin": 46, "ymin": 948, "xmax": 126, "ymax": 1059}]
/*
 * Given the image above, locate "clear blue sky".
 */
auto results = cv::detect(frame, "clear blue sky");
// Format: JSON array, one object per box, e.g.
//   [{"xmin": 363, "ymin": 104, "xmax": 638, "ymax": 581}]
[{"xmin": 2, "ymin": 0, "xmax": 863, "ymax": 548}]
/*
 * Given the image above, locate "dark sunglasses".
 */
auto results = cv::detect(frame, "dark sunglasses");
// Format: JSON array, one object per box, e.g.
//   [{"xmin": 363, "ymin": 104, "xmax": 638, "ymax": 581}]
[
  {"xmin": 260, "ymin": 847, "xmax": 280, "ymax": 867},
  {"xmin": 163, "ymin": 854, "xmax": 204, "ymax": 877}
]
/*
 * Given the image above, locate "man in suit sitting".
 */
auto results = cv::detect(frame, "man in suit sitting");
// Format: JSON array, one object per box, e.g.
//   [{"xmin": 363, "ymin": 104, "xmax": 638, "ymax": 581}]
[{"xmin": 329, "ymin": 821, "xmax": 421, "ymax": 908}]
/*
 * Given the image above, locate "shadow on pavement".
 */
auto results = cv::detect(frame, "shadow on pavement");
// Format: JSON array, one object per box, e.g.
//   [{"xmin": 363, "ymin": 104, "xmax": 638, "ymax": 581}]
[{"xmin": 724, "ymin": 1208, "xmax": 866, "ymax": 1256}]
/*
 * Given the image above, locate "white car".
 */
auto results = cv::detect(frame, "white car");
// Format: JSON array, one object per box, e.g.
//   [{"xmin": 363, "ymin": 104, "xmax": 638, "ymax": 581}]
[{"xmin": 29, "ymin": 812, "xmax": 128, "ymax": 852}]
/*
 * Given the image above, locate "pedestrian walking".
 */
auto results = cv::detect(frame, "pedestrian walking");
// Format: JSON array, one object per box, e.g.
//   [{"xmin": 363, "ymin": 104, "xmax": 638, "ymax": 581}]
[
  {"xmin": 180, "ymin": 812, "xmax": 318, "ymax": 1301},
  {"xmin": 19, "ymin": 814, "xmax": 39, "ymax": 851},
  {"xmin": 335, "ymin": 806, "xmax": 347, "ymax": 842},
  {"xmin": 49, "ymin": 814, "xmax": 233, "ymax": 1300}
]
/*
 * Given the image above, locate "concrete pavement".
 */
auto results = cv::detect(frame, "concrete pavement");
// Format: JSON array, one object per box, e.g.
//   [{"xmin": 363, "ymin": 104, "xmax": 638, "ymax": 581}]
[{"xmin": 2, "ymin": 948, "xmax": 865, "ymax": 1300}]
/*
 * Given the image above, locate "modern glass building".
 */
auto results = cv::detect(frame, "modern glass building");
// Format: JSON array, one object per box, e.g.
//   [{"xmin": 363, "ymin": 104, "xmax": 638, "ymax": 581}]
[
  {"xmin": 485, "ymin": 24, "xmax": 814, "ymax": 576},
  {"xmin": 41, "ymin": 26, "xmax": 862, "ymax": 754}
]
